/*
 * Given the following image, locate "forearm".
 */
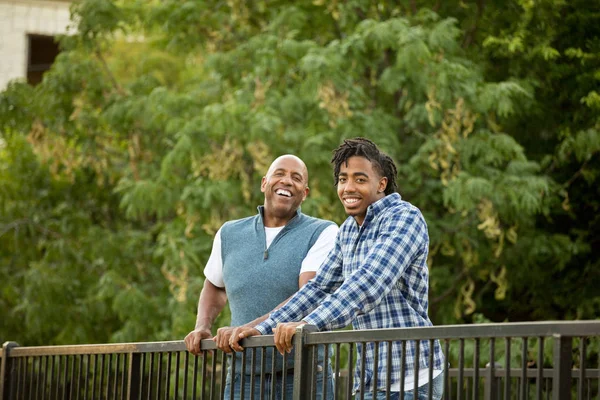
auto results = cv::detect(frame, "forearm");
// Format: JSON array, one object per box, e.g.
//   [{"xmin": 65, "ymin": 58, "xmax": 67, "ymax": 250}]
[
  {"xmin": 241, "ymin": 295, "xmax": 292, "ymax": 328},
  {"xmin": 241, "ymin": 270, "xmax": 317, "ymax": 329},
  {"xmin": 194, "ymin": 280, "xmax": 227, "ymax": 331}
]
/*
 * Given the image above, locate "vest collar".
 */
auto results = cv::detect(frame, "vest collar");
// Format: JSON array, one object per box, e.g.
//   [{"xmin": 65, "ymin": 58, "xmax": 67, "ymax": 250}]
[{"xmin": 256, "ymin": 206, "xmax": 303, "ymax": 229}]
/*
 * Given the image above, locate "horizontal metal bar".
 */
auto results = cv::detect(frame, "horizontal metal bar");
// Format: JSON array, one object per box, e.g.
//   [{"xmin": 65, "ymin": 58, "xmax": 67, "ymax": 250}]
[
  {"xmin": 446, "ymin": 368, "xmax": 600, "ymax": 379},
  {"xmin": 7, "ymin": 320, "xmax": 600, "ymax": 357},
  {"xmin": 305, "ymin": 321, "xmax": 600, "ymax": 344},
  {"xmin": 9, "ymin": 335, "xmax": 276, "ymax": 357}
]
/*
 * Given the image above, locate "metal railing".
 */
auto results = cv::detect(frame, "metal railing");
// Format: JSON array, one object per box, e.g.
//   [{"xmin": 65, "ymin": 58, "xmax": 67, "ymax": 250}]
[{"xmin": 1, "ymin": 321, "xmax": 599, "ymax": 400}]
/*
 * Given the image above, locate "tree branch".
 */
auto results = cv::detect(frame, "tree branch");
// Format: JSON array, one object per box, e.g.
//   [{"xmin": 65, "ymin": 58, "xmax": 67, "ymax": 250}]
[
  {"xmin": 462, "ymin": 0, "xmax": 486, "ymax": 48},
  {"xmin": 0, "ymin": 218, "xmax": 62, "ymax": 239},
  {"xmin": 95, "ymin": 49, "xmax": 126, "ymax": 95},
  {"xmin": 410, "ymin": 0, "xmax": 418, "ymax": 15}
]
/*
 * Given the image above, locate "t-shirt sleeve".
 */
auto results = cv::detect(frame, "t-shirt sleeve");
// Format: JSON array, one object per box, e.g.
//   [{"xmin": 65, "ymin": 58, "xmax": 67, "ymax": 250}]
[
  {"xmin": 203, "ymin": 228, "xmax": 224, "ymax": 288},
  {"xmin": 300, "ymin": 224, "xmax": 339, "ymax": 274}
]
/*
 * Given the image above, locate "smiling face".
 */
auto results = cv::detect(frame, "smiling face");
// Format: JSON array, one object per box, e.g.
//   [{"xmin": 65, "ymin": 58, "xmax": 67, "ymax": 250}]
[
  {"xmin": 337, "ymin": 156, "xmax": 388, "ymax": 226},
  {"xmin": 261, "ymin": 155, "xmax": 309, "ymax": 227}
]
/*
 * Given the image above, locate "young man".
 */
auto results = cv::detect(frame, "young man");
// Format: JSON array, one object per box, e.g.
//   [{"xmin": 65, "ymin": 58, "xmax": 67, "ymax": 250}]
[
  {"xmin": 184, "ymin": 155, "xmax": 337, "ymax": 399},
  {"xmin": 232, "ymin": 139, "xmax": 444, "ymax": 400}
]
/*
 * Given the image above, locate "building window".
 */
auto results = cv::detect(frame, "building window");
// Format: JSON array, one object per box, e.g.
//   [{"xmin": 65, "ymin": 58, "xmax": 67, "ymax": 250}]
[{"xmin": 27, "ymin": 34, "xmax": 60, "ymax": 85}]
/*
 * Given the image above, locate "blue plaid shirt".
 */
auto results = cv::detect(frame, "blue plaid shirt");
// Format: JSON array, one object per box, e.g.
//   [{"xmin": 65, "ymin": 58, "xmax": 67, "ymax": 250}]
[{"xmin": 256, "ymin": 193, "xmax": 444, "ymax": 391}]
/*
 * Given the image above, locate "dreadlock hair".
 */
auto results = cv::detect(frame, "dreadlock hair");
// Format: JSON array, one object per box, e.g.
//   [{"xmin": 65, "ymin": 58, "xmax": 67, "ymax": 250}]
[{"xmin": 331, "ymin": 137, "xmax": 398, "ymax": 195}]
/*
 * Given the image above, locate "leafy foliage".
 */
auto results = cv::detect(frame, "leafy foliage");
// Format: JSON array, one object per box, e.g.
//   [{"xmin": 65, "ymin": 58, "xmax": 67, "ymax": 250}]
[{"xmin": 1, "ymin": 0, "xmax": 598, "ymax": 346}]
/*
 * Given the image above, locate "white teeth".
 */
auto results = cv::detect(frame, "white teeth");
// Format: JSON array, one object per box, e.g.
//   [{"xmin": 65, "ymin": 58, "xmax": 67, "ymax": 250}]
[
  {"xmin": 345, "ymin": 198, "xmax": 359, "ymax": 204},
  {"xmin": 276, "ymin": 189, "xmax": 292, "ymax": 197}
]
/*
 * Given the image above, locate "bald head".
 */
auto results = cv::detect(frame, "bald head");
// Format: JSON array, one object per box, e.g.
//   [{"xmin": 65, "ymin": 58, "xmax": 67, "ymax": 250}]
[{"xmin": 265, "ymin": 155, "xmax": 309, "ymax": 186}]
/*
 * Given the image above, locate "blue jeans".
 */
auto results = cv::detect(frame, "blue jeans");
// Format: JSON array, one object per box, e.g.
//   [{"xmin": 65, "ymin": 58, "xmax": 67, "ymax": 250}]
[
  {"xmin": 224, "ymin": 366, "xmax": 334, "ymax": 400},
  {"xmin": 359, "ymin": 372, "xmax": 444, "ymax": 400}
]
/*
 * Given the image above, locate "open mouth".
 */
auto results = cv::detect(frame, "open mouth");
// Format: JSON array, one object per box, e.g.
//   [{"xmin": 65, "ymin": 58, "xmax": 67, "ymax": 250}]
[
  {"xmin": 343, "ymin": 197, "xmax": 361, "ymax": 205},
  {"xmin": 276, "ymin": 189, "xmax": 292, "ymax": 197}
]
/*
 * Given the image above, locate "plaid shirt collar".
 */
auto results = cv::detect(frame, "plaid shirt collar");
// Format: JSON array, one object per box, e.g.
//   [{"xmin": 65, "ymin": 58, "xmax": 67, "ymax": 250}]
[{"xmin": 350, "ymin": 192, "xmax": 402, "ymax": 229}]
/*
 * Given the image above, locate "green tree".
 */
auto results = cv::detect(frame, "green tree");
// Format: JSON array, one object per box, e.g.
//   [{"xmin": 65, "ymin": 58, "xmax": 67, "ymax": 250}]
[{"xmin": 1, "ymin": 0, "xmax": 598, "ymax": 346}]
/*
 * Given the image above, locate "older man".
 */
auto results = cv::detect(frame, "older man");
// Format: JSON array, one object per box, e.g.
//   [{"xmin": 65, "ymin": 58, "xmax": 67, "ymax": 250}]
[{"xmin": 184, "ymin": 154, "xmax": 337, "ymax": 400}]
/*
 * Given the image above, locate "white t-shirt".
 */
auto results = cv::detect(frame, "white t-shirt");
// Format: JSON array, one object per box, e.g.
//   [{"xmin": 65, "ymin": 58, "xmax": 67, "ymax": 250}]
[{"xmin": 204, "ymin": 224, "xmax": 339, "ymax": 288}]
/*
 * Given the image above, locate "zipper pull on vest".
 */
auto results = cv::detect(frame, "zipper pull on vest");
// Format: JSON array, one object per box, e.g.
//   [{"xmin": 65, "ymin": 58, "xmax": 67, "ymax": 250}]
[{"xmin": 263, "ymin": 249, "xmax": 268, "ymax": 260}]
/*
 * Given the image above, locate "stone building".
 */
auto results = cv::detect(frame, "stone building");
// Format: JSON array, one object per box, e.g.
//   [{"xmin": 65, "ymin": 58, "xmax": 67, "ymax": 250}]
[{"xmin": 0, "ymin": 0, "xmax": 72, "ymax": 90}]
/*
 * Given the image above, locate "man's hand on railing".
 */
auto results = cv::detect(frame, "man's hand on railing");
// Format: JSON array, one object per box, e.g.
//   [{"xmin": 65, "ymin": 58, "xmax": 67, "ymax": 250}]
[
  {"xmin": 228, "ymin": 326, "xmax": 261, "ymax": 351},
  {"xmin": 213, "ymin": 326, "xmax": 238, "ymax": 353},
  {"xmin": 273, "ymin": 321, "xmax": 306, "ymax": 355},
  {"xmin": 184, "ymin": 327, "xmax": 213, "ymax": 356}
]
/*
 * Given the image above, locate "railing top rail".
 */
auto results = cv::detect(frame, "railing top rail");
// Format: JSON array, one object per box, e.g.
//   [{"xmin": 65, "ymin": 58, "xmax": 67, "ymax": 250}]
[
  {"xmin": 6, "ymin": 320, "xmax": 600, "ymax": 357},
  {"xmin": 8, "ymin": 335, "xmax": 256, "ymax": 357},
  {"xmin": 305, "ymin": 320, "xmax": 600, "ymax": 345}
]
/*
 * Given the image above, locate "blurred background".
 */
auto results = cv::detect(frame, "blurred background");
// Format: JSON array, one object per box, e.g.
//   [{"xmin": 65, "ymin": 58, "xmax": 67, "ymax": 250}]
[{"xmin": 0, "ymin": 0, "xmax": 598, "ymax": 347}]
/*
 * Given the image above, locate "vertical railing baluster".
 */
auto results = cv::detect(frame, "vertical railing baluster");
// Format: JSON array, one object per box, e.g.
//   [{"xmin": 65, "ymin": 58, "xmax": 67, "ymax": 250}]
[
  {"xmin": 85, "ymin": 354, "xmax": 91, "ymax": 400},
  {"xmin": 127, "ymin": 353, "xmax": 142, "ymax": 400},
  {"xmin": 415, "ymin": 340, "xmax": 421, "ymax": 396},
  {"xmin": 231, "ymin": 352, "xmax": 238, "ymax": 400},
  {"xmin": 156, "ymin": 353, "xmax": 163, "ymax": 400},
  {"xmin": 537, "ymin": 337, "xmax": 543, "ymax": 400},
  {"xmin": 71, "ymin": 355, "xmax": 78, "ymax": 400},
  {"xmin": 521, "ymin": 338, "xmax": 528, "ymax": 400},
  {"xmin": 21, "ymin": 356, "xmax": 28, "ymax": 400},
  {"xmin": 249, "ymin": 348, "xmax": 256, "ymax": 400},
  {"xmin": 209, "ymin": 351, "xmax": 216, "ymax": 400},
  {"xmin": 291, "ymin": 324, "xmax": 316, "ymax": 400},
  {"xmin": 34, "ymin": 357, "xmax": 41, "ymax": 400},
  {"xmin": 29, "ymin": 356, "xmax": 35, "ymax": 400},
  {"xmin": 91, "ymin": 354, "xmax": 98, "ymax": 400},
  {"xmin": 112, "ymin": 354, "xmax": 120, "ymax": 400},
  {"xmin": 14, "ymin": 355, "xmax": 25, "ymax": 399},
  {"xmin": 1, "ymin": 342, "xmax": 19, "ymax": 400},
  {"xmin": 578, "ymin": 338, "xmax": 586, "ymax": 400},
  {"xmin": 358, "ymin": 342, "xmax": 366, "ymax": 400},
  {"xmin": 174, "ymin": 352, "xmax": 180, "ymax": 400},
  {"xmin": 322, "ymin": 344, "xmax": 330, "ymax": 400},
  {"xmin": 505, "ymin": 337, "xmax": 511, "ymax": 400},
  {"xmin": 191, "ymin": 353, "xmax": 198, "ymax": 400},
  {"xmin": 387, "ymin": 341, "xmax": 393, "ymax": 400},
  {"xmin": 444, "ymin": 339, "xmax": 450, "ymax": 400},
  {"xmin": 281, "ymin": 349, "xmax": 288, "ymax": 400},
  {"xmin": 552, "ymin": 335, "xmax": 572, "ymax": 400},
  {"xmin": 259, "ymin": 348, "xmax": 266, "ymax": 400},
  {"xmin": 347, "ymin": 342, "xmax": 354, "ymax": 400},
  {"xmin": 41, "ymin": 355, "xmax": 49, "ymax": 400},
  {"xmin": 270, "ymin": 349, "xmax": 276, "ymax": 400},
  {"xmin": 106, "ymin": 354, "xmax": 112, "ymax": 400},
  {"xmin": 309, "ymin": 346, "xmax": 317, "ymax": 400},
  {"xmin": 49, "ymin": 355, "xmax": 56, "ymax": 400},
  {"xmin": 372, "ymin": 342, "xmax": 379, "ymax": 400},
  {"xmin": 147, "ymin": 354, "xmax": 154, "ymax": 400},
  {"xmin": 428, "ymin": 339, "xmax": 434, "ymax": 400},
  {"xmin": 334, "ymin": 344, "xmax": 340, "ymax": 400},
  {"xmin": 485, "ymin": 338, "xmax": 496, "ymax": 400},
  {"xmin": 100, "ymin": 354, "xmax": 106, "ymax": 400},
  {"xmin": 14, "ymin": 355, "xmax": 22, "ymax": 400},
  {"xmin": 474, "ymin": 338, "xmax": 480, "ymax": 400},
  {"xmin": 164, "ymin": 353, "xmax": 172, "ymax": 400},
  {"xmin": 77, "ymin": 356, "xmax": 83, "ymax": 400},
  {"xmin": 182, "ymin": 352, "xmax": 189, "ymax": 400},
  {"xmin": 219, "ymin": 352, "xmax": 226, "ymax": 400},
  {"xmin": 240, "ymin": 349, "xmax": 246, "ymax": 400},
  {"xmin": 139, "ymin": 353, "xmax": 146, "ymax": 400},
  {"xmin": 121, "ymin": 351, "xmax": 128, "ymax": 400},
  {"xmin": 458, "ymin": 338, "xmax": 464, "ymax": 400}
]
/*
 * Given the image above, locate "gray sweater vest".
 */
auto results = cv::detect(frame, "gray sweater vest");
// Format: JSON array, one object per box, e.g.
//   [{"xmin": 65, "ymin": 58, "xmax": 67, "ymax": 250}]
[{"xmin": 221, "ymin": 207, "xmax": 333, "ymax": 373}]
